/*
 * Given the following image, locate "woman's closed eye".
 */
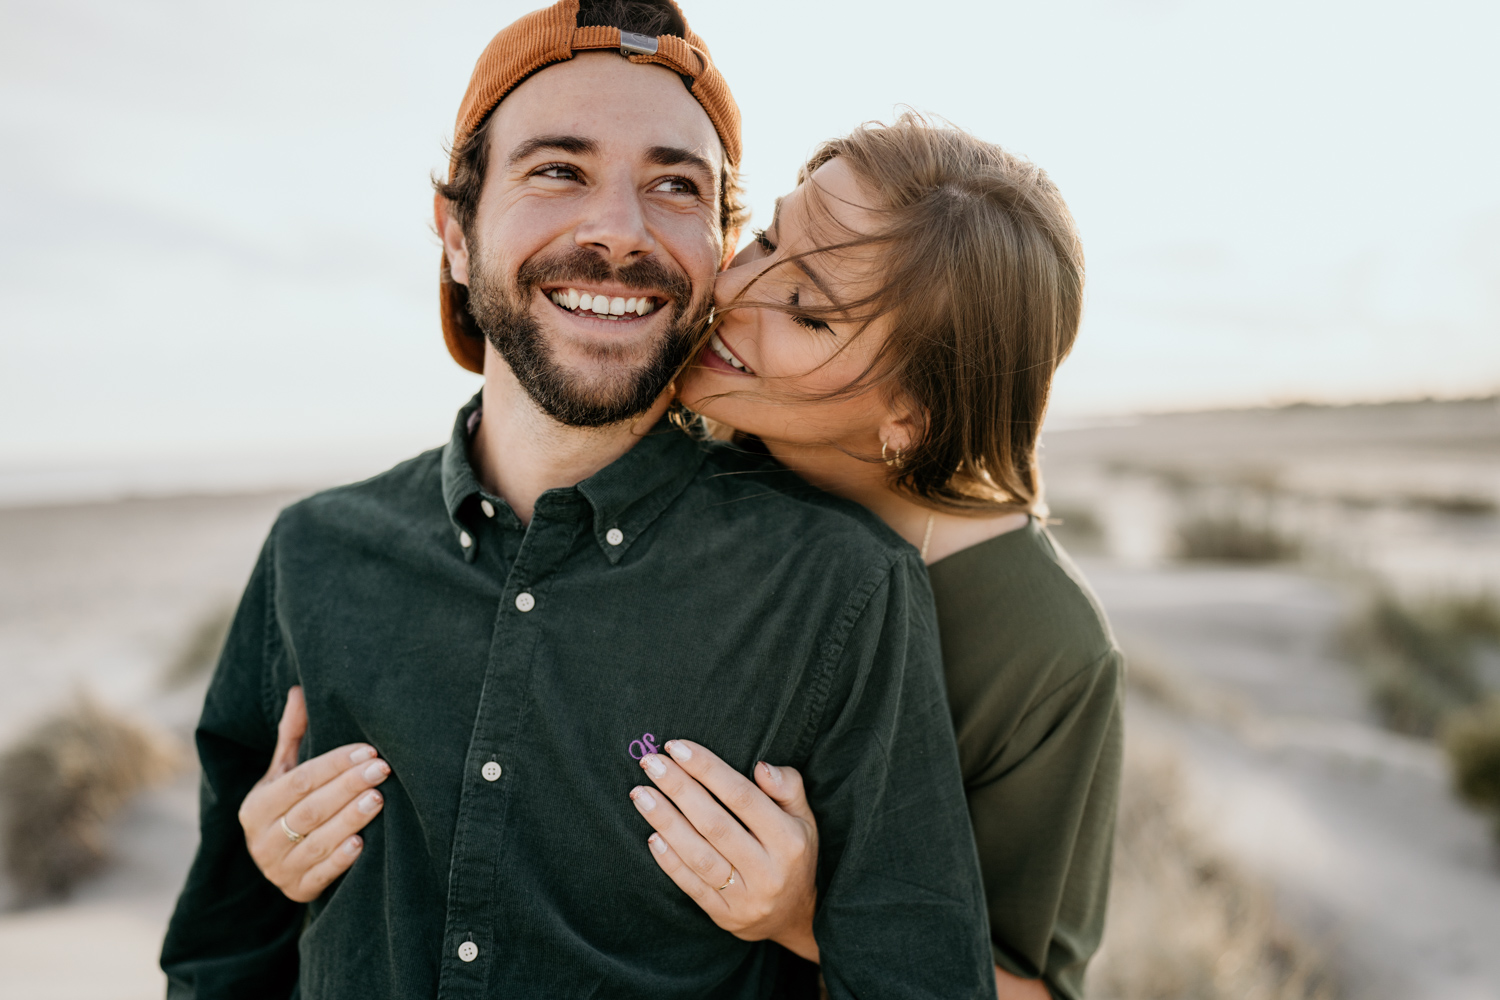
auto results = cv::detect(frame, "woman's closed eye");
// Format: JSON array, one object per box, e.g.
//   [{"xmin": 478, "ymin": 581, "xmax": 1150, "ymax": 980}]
[
  {"xmin": 789, "ymin": 290, "xmax": 830, "ymax": 333},
  {"xmin": 753, "ymin": 228, "xmax": 776, "ymax": 255}
]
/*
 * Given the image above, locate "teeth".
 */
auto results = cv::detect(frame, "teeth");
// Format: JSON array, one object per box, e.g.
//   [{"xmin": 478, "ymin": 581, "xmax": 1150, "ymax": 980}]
[
  {"xmin": 549, "ymin": 288, "xmax": 659, "ymax": 319},
  {"xmin": 710, "ymin": 332, "xmax": 749, "ymax": 372}
]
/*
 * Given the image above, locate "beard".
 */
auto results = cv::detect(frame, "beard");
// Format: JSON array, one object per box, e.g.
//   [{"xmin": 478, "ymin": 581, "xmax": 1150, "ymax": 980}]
[{"xmin": 464, "ymin": 241, "xmax": 707, "ymax": 428}]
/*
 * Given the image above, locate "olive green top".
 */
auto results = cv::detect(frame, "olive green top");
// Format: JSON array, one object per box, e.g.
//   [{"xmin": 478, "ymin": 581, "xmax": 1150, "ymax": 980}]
[{"xmin": 928, "ymin": 519, "xmax": 1124, "ymax": 1000}]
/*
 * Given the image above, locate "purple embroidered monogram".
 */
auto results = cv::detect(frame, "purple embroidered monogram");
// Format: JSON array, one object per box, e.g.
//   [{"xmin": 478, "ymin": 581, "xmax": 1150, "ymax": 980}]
[{"xmin": 627, "ymin": 733, "xmax": 658, "ymax": 760}]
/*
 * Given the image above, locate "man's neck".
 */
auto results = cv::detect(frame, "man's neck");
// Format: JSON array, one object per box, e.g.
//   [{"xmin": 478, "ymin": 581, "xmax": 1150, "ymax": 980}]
[{"xmin": 471, "ymin": 349, "xmax": 671, "ymax": 525}]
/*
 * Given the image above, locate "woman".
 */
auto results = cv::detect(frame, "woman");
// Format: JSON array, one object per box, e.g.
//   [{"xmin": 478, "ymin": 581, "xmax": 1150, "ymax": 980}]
[{"xmin": 239, "ymin": 115, "xmax": 1122, "ymax": 999}]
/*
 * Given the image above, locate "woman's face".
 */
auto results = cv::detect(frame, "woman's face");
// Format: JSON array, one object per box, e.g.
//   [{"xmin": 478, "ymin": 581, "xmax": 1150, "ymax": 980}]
[{"xmin": 677, "ymin": 158, "xmax": 906, "ymax": 456}]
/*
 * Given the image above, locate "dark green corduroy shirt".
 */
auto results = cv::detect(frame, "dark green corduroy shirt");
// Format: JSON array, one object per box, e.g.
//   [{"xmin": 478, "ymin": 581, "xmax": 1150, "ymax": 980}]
[{"xmin": 161, "ymin": 395, "xmax": 994, "ymax": 1000}]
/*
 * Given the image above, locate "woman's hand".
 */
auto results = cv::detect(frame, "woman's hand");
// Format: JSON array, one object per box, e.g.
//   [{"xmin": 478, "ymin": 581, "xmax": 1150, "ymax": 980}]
[
  {"xmin": 630, "ymin": 740, "xmax": 821, "ymax": 962},
  {"xmin": 238, "ymin": 686, "xmax": 390, "ymax": 903}
]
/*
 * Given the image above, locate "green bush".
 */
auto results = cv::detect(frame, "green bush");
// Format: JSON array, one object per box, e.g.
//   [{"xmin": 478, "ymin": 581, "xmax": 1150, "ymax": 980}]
[
  {"xmin": 1444, "ymin": 697, "xmax": 1500, "ymax": 839},
  {"xmin": 1176, "ymin": 513, "xmax": 1300, "ymax": 564},
  {"xmin": 1343, "ymin": 592, "xmax": 1500, "ymax": 738}
]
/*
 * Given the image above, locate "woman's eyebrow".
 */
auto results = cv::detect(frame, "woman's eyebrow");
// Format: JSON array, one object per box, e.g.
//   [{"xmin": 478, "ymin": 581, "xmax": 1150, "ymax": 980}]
[
  {"xmin": 768, "ymin": 197, "xmax": 832, "ymax": 297},
  {"xmin": 507, "ymin": 134, "xmax": 598, "ymax": 166}
]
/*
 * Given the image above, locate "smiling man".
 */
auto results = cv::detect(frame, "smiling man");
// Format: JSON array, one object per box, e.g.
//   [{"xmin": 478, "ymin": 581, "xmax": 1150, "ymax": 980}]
[{"xmin": 159, "ymin": 2, "xmax": 995, "ymax": 998}]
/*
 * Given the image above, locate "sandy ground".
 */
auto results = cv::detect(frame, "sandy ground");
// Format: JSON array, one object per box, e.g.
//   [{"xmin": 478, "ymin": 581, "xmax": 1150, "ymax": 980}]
[
  {"xmin": 1088, "ymin": 562, "xmax": 1500, "ymax": 1000},
  {"xmin": 2, "ymin": 400, "xmax": 1498, "ymax": 996},
  {"xmin": 0, "ymin": 491, "xmax": 300, "ymax": 995}
]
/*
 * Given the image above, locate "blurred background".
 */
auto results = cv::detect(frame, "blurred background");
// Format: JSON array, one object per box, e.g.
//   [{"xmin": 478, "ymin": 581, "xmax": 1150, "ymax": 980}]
[{"xmin": 1, "ymin": 1, "xmax": 1497, "ymax": 997}]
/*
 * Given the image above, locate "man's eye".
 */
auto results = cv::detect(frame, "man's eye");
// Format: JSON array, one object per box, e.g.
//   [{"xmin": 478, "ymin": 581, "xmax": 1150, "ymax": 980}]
[
  {"xmin": 652, "ymin": 177, "xmax": 698, "ymax": 195},
  {"xmin": 536, "ymin": 164, "xmax": 581, "ymax": 181}
]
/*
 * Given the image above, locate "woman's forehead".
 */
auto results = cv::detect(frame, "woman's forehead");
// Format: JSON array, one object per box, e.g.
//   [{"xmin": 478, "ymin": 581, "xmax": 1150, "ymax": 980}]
[{"xmin": 776, "ymin": 163, "xmax": 884, "ymax": 297}]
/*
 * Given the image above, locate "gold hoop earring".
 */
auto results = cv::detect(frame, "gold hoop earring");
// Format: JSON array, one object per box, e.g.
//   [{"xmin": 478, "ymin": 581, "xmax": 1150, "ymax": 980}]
[{"xmin": 881, "ymin": 441, "xmax": 904, "ymax": 468}]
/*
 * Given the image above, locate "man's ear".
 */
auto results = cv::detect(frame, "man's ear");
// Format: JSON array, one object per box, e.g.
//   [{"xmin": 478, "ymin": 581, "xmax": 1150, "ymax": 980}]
[
  {"xmin": 720, "ymin": 227, "xmax": 741, "ymax": 272},
  {"xmin": 434, "ymin": 193, "xmax": 471, "ymax": 286}
]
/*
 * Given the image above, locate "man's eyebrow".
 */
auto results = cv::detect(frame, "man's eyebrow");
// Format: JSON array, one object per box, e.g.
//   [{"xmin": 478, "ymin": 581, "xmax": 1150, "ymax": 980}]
[
  {"xmin": 507, "ymin": 135, "xmax": 599, "ymax": 166},
  {"xmin": 646, "ymin": 145, "xmax": 715, "ymax": 177}
]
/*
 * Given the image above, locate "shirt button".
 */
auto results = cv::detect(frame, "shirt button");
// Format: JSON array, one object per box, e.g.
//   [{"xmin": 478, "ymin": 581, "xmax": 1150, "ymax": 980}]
[
  {"xmin": 480, "ymin": 499, "xmax": 495, "ymax": 518},
  {"xmin": 481, "ymin": 761, "xmax": 502, "ymax": 781},
  {"xmin": 457, "ymin": 941, "xmax": 478, "ymax": 963},
  {"xmin": 459, "ymin": 531, "xmax": 472, "ymax": 549},
  {"xmin": 605, "ymin": 527, "xmax": 624, "ymax": 546},
  {"xmin": 515, "ymin": 592, "xmax": 535, "ymax": 612}
]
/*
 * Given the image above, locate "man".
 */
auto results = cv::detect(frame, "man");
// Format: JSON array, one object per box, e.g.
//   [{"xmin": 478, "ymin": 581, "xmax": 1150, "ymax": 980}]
[{"xmin": 160, "ymin": 2, "xmax": 995, "ymax": 998}]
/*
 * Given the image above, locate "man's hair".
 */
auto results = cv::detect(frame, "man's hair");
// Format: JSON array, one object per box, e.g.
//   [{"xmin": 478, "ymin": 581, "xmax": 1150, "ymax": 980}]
[
  {"xmin": 435, "ymin": 0, "xmax": 747, "ymax": 245},
  {"xmin": 718, "ymin": 113, "xmax": 1085, "ymax": 516}
]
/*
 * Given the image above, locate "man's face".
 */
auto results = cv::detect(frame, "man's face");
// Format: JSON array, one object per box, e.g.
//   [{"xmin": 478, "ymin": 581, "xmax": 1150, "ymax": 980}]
[{"xmin": 444, "ymin": 51, "xmax": 725, "ymax": 427}]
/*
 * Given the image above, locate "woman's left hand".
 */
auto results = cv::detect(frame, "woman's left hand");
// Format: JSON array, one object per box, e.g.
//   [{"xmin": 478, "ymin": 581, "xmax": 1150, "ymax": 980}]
[{"xmin": 631, "ymin": 740, "xmax": 821, "ymax": 962}]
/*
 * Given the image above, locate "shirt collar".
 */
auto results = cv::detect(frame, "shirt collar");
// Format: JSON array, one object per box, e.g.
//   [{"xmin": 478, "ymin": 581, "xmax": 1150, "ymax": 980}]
[{"xmin": 439, "ymin": 393, "xmax": 705, "ymax": 564}]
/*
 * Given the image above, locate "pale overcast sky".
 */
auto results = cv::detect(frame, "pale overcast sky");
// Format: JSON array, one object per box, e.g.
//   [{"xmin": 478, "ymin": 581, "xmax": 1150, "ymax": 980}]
[{"xmin": 2, "ymin": 0, "xmax": 1497, "ymax": 495}]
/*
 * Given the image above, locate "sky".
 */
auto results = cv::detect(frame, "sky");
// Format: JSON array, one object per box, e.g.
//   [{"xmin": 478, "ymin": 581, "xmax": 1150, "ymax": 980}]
[{"xmin": 2, "ymin": 0, "xmax": 1497, "ymax": 499}]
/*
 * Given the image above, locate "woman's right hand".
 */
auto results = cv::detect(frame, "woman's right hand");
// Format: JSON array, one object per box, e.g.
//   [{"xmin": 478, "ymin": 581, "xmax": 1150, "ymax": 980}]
[{"xmin": 238, "ymin": 686, "xmax": 390, "ymax": 902}]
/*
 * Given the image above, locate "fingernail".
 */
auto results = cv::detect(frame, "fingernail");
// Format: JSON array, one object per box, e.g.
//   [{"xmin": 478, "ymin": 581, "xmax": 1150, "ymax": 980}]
[
  {"xmin": 641, "ymin": 754, "xmax": 667, "ymax": 779},
  {"xmin": 665, "ymin": 740, "xmax": 692, "ymax": 762},
  {"xmin": 358, "ymin": 791, "xmax": 382, "ymax": 814},
  {"xmin": 760, "ymin": 761, "xmax": 782, "ymax": 784},
  {"xmin": 363, "ymin": 761, "xmax": 389, "ymax": 782},
  {"xmin": 632, "ymin": 787, "xmax": 657, "ymax": 811},
  {"xmin": 350, "ymin": 746, "xmax": 377, "ymax": 764},
  {"xmin": 342, "ymin": 836, "xmax": 362, "ymax": 857},
  {"xmin": 649, "ymin": 833, "xmax": 667, "ymax": 855}
]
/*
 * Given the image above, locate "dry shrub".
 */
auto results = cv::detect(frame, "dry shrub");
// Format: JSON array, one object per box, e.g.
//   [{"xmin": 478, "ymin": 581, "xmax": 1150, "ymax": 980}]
[
  {"xmin": 1176, "ymin": 512, "xmax": 1301, "ymax": 564},
  {"xmin": 1443, "ymin": 696, "xmax": 1500, "ymax": 840},
  {"xmin": 1342, "ymin": 591, "xmax": 1500, "ymax": 737},
  {"xmin": 161, "ymin": 603, "xmax": 235, "ymax": 689},
  {"xmin": 0, "ymin": 694, "xmax": 180, "ymax": 904},
  {"xmin": 1088, "ymin": 750, "xmax": 1336, "ymax": 1000},
  {"xmin": 1047, "ymin": 503, "xmax": 1107, "ymax": 556}
]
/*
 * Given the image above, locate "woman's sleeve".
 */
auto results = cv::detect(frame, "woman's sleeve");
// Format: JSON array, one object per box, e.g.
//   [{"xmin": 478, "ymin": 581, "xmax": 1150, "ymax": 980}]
[
  {"xmin": 160, "ymin": 528, "xmax": 306, "ymax": 998},
  {"xmin": 971, "ymin": 647, "xmax": 1124, "ymax": 1000}
]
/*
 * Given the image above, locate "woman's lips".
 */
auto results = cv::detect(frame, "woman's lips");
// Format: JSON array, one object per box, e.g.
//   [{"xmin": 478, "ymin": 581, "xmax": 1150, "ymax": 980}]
[{"xmin": 704, "ymin": 332, "xmax": 754, "ymax": 375}]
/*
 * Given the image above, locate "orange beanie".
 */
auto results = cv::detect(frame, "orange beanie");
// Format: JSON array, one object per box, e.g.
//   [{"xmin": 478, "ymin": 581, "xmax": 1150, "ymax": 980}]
[{"xmin": 439, "ymin": 0, "xmax": 741, "ymax": 373}]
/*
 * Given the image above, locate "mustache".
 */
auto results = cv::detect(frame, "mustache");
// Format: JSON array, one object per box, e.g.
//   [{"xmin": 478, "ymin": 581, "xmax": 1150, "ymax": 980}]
[{"xmin": 515, "ymin": 245, "xmax": 694, "ymax": 307}]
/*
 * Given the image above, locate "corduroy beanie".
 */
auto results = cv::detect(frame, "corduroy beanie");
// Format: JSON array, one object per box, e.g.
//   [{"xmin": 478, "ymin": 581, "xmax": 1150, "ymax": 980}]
[{"xmin": 439, "ymin": 0, "xmax": 741, "ymax": 373}]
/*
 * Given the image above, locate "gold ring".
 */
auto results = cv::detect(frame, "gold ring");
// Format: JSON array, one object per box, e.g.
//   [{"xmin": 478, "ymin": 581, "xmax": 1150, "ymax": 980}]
[
  {"xmin": 716, "ymin": 868, "xmax": 737, "ymax": 891},
  {"xmin": 280, "ymin": 815, "xmax": 305, "ymax": 844}
]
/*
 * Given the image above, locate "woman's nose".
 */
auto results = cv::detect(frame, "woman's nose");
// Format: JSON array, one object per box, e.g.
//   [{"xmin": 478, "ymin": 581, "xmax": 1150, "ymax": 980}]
[{"xmin": 713, "ymin": 254, "xmax": 762, "ymax": 309}]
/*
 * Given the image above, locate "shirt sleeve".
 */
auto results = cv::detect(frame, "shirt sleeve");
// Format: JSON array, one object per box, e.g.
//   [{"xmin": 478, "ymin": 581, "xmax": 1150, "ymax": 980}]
[
  {"xmin": 974, "ymin": 648, "xmax": 1124, "ymax": 1000},
  {"xmin": 802, "ymin": 554, "xmax": 997, "ymax": 1000},
  {"xmin": 160, "ymin": 528, "xmax": 305, "ymax": 999}
]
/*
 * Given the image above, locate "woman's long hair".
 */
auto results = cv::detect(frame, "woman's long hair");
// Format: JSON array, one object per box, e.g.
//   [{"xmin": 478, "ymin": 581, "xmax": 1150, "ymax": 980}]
[{"xmin": 713, "ymin": 112, "xmax": 1085, "ymax": 516}]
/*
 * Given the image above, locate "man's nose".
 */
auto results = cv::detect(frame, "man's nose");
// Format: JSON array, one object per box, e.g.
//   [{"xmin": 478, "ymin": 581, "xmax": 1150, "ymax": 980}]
[{"xmin": 573, "ymin": 182, "xmax": 655, "ymax": 265}]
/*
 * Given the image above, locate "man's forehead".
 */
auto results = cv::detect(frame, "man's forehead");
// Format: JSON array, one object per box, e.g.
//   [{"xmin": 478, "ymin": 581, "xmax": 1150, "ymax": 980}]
[{"xmin": 491, "ymin": 52, "xmax": 723, "ymax": 167}]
